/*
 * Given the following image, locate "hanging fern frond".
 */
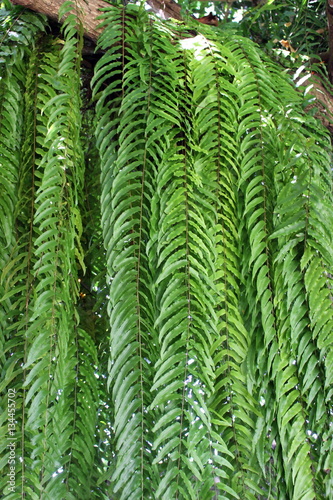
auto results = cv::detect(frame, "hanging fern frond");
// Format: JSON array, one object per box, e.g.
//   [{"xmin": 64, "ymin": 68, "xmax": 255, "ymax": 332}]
[
  {"xmin": 270, "ymin": 113, "xmax": 333, "ymax": 498},
  {"xmin": 93, "ymin": 6, "xmax": 160, "ymax": 498},
  {"xmin": 149, "ymin": 43, "xmax": 219, "ymax": 499},
  {"xmin": 0, "ymin": 8, "xmax": 46, "ymax": 496},
  {"xmin": 187, "ymin": 33, "xmax": 263, "ymax": 498},
  {"xmin": 5, "ymin": 4, "xmax": 97, "ymax": 498}
]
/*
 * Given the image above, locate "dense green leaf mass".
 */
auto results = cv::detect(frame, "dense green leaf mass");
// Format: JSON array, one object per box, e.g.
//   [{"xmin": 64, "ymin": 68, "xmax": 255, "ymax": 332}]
[{"xmin": 0, "ymin": 2, "xmax": 333, "ymax": 499}]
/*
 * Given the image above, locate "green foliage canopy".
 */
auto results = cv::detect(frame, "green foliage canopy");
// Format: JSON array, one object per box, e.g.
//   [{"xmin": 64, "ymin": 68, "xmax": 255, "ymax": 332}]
[
  {"xmin": 0, "ymin": 2, "xmax": 333, "ymax": 499},
  {"xmin": 180, "ymin": 0, "xmax": 327, "ymax": 59}
]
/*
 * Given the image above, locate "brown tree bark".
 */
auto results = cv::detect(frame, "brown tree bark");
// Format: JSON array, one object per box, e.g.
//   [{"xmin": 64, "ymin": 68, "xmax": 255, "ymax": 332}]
[
  {"xmin": 10, "ymin": 0, "xmax": 183, "ymax": 41},
  {"xmin": 11, "ymin": 0, "xmax": 106, "ymax": 40},
  {"xmin": 144, "ymin": 0, "xmax": 182, "ymax": 21},
  {"xmin": 326, "ymin": 0, "xmax": 333, "ymax": 83}
]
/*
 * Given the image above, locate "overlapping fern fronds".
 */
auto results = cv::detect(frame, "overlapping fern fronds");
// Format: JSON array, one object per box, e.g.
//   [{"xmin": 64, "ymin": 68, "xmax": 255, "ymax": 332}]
[
  {"xmin": 1, "ymin": 2, "xmax": 333, "ymax": 499},
  {"xmin": 0, "ymin": 3, "xmax": 98, "ymax": 498}
]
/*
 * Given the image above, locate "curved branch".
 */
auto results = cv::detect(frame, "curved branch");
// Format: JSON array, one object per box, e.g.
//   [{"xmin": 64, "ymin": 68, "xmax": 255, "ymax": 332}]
[
  {"xmin": 11, "ymin": 0, "xmax": 107, "ymax": 40},
  {"xmin": 10, "ymin": 0, "xmax": 183, "ymax": 42}
]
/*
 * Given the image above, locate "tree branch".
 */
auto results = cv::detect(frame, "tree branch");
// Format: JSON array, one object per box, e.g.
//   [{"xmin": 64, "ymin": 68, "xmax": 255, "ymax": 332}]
[
  {"xmin": 10, "ymin": 0, "xmax": 183, "ymax": 42},
  {"xmin": 146, "ymin": 0, "xmax": 182, "ymax": 21},
  {"xmin": 11, "ymin": 0, "xmax": 107, "ymax": 40}
]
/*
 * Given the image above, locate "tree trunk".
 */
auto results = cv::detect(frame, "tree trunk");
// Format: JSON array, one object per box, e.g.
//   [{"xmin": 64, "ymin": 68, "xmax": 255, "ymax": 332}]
[{"xmin": 11, "ymin": 0, "xmax": 183, "ymax": 41}]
